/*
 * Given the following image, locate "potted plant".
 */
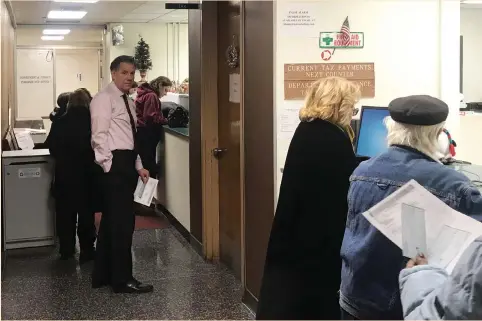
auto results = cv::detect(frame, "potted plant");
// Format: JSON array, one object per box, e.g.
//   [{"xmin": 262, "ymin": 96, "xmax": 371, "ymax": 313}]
[{"xmin": 134, "ymin": 37, "xmax": 152, "ymax": 83}]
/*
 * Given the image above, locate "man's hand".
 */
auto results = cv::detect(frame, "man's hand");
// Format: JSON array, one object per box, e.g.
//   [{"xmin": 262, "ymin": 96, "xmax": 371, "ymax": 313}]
[
  {"xmin": 406, "ymin": 254, "xmax": 428, "ymax": 268},
  {"xmin": 138, "ymin": 168, "xmax": 150, "ymax": 184}
]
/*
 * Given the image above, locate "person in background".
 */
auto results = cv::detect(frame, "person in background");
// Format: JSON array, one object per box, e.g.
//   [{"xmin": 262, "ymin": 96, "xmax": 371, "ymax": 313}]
[
  {"xmin": 49, "ymin": 92, "xmax": 71, "ymax": 123},
  {"xmin": 339, "ymin": 95, "xmax": 482, "ymax": 320},
  {"xmin": 256, "ymin": 77, "xmax": 363, "ymax": 320},
  {"xmin": 90, "ymin": 55, "xmax": 151, "ymax": 294},
  {"xmin": 47, "ymin": 89, "xmax": 96, "ymax": 263},
  {"xmin": 135, "ymin": 76, "xmax": 172, "ymax": 178},
  {"xmin": 129, "ymin": 81, "xmax": 138, "ymax": 101},
  {"xmin": 399, "ymin": 238, "xmax": 482, "ymax": 320},
  {"xmin": 79, "ymin": 88, "xmax": 93, "ymax": 102}
]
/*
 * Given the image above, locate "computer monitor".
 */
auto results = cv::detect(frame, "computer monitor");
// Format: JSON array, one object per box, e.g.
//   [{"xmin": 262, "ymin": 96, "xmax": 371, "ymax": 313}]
[{"xmin": 355, "ymin": 106, "xmax": 390, "ymax": 158}]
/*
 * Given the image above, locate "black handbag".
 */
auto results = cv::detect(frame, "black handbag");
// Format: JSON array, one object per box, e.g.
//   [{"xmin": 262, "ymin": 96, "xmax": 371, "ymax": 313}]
[{"xmin": 167, "ymin": 107, "xmax": 189, "ymax": 128}]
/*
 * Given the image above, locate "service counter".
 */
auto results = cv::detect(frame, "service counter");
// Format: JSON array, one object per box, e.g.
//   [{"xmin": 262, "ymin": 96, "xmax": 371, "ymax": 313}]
[{"xmin": 155, "ymin": 126, "xmax": 190, "ymax": 232}]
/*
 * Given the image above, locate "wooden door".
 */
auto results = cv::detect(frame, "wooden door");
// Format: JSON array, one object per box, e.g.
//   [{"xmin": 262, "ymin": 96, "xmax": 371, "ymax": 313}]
[
  {"xmin": 75, "ymin": 50, "xmax": 100, "ymax": 96},
  {"xmin": 55, "ymin": 49, "xmax": 99, "ymax": 98},
  {"xmin": 55, "ymin": 50, "xmax": 80, "ymax": 99},
  {"xmin": 216, "ymin": 1, "xmax": 242, "ymax": 279}
]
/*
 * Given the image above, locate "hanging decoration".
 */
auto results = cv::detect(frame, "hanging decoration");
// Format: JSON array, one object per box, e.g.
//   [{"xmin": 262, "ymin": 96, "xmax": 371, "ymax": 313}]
[
  {"xmin": 225, "ymin": 35, "xmax": 239, "ymax": 69},
  {"xmin": 111, "ymin": 25, "xmax": 125, "ymax": 46}
]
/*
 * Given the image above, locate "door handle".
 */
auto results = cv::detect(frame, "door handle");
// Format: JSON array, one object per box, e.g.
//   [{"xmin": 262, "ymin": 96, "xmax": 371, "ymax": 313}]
[{"xmin": 213, "ymin": 148, "xmax": 227, "ymax": 159}]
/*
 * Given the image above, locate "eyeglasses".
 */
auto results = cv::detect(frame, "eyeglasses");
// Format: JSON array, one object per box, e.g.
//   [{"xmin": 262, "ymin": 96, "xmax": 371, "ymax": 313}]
[{"xmin": 353, "ymin": 108, "xmax": 359, "ymax": 116}]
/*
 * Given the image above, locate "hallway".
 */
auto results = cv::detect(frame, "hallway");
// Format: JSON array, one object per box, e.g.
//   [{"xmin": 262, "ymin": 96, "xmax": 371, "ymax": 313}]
[{"xmin": 1, "ymin": 224, "xmax": 254, "ymax": 320}]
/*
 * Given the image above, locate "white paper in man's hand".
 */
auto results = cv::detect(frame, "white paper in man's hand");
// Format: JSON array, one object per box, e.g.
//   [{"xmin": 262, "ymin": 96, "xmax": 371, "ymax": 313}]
[
  {"xmin": 401, "ymin": 203, "xmax": 427, "ymax": 259},
  {"xmin": 134, "ymin": 177, "xmax": 159, "ymax": 207}
]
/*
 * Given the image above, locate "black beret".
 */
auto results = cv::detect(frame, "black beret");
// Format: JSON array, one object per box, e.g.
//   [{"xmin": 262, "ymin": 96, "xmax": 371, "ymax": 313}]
[{"xmin": 388, "ymin": 95, "xmax": 449, "ymax": 126}]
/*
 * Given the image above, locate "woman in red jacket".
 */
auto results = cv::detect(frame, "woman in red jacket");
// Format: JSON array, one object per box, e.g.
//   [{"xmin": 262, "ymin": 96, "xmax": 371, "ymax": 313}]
[{"xmin": 135, "ymin": 76, "xmax": 172, "ymax": 178}]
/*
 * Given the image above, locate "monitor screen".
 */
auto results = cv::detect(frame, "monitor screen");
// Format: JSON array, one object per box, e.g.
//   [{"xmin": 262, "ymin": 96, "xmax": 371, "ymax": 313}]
[{"xmin": 355, "ymin": 107, "xmax": 390, "ymax": 158}]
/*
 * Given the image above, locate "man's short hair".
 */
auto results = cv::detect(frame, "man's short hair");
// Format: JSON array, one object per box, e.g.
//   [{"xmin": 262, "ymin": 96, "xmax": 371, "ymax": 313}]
[{"xmin": 110, "ymin": 55, "xmax": 135, "ymax": 72}]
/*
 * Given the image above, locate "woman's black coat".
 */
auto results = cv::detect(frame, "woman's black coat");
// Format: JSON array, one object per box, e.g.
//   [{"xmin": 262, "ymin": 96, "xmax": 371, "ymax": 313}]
[
  {"xmin": 256, "ymin": 119, "xmax": 362, "ymax": 320},
  {"xmin": 47, "ymin": 106, "xmax": 102, "ymax": 212}
]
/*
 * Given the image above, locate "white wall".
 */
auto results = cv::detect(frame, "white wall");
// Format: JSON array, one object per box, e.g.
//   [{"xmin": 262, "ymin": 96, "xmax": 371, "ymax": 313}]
[
  {"xmin": 274, "ymin": 0, "xmax": 460, "ymax": 194},
  {"xmin": 106, "ymin": 22, "xmax": 188, "ymax": 86},
  {"xmin": 461, "ymin": 8, "xmax": 482, "ymax": 103},
  {"xmin": 16, "ymin": 26, "xmax": 103, "ymax": 47},
  {"xmin": 164, "ymin": 132, "xmax": 190, "ymax": 231}
]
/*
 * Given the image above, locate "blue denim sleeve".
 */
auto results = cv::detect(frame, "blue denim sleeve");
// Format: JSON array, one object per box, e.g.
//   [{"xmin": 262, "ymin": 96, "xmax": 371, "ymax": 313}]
[
  {"xmin": 399, "ymin": 265, "xmax": 448, "ymax": 320},
  {"xmin": 461, "ymin": 184, "xmax": 482, "ymax": 221}
]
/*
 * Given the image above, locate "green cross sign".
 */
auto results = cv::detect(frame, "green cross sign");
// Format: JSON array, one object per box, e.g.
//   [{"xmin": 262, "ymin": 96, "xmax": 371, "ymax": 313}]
[{"xmin": 322, "ymin": 35, "xmax": 333, "ymax": 46}]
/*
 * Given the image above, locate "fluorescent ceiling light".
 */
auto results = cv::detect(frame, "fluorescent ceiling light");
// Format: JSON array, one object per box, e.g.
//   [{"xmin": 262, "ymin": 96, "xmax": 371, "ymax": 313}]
[
  {"xmin": 53, "ymin": 0, "xmax": 99, "ymax": 3},
  {"xmin": 47, "ymin": 10, "xmax": 87, "ymax": 20},
  {"xmin": 43, "ymin": 29, "xmax": 71, "ymax": 35},
  {"xmin": 41, "ymin": 36, "xmax": 65, "ymax": 41},
  {"xmin": 461, "ymin": 0, "xmax": 482, "ymax": 3}
]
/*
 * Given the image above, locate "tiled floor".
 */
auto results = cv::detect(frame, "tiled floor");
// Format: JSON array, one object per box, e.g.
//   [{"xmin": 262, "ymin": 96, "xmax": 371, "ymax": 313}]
[{"xmin": 1, "ymin": 226, "xmax": 255, "ymax": 320}]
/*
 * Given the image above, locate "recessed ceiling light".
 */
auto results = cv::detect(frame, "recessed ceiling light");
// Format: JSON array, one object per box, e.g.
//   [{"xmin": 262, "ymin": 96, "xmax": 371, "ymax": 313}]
[
  {"xmin": 53, "ymin": 0, "xmax": 99, "ymax": 3},
  {"xmin": 41, "ymin": 36, "xmax": 65, "ymax": 41},
  {"xmin": 43, "ymin": 29, "xmax": 71, "ymax": 35},
  {"xmin": 47, "ymin": 10, "xmax": 87, "ymax": 20}
]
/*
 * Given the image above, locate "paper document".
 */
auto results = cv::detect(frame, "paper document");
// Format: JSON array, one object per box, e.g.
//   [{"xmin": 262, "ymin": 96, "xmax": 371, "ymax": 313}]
[
  {"xmin": 15, "ymin": 131, "xmax": 35, "ymax": 150},
  {"xmin": 401, "ymin": 204, "xmax": 427, "ymax": 259},
  {"xmin": 134, "ymin": 177, "xmax": 159, "ymax": 207},
  {"xmin": 363, "ymin": 179, "xmax": 482, "ymax": 273}
]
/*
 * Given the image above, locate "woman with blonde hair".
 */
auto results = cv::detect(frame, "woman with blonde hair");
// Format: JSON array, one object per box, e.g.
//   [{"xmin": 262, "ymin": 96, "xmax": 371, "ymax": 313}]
[{"xmin": 257, "ymin": 77, "xmax": 363, "ymax": 320}]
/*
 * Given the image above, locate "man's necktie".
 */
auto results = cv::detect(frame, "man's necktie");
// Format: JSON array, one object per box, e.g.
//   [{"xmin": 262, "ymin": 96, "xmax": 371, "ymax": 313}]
[{"xmin": 122, "ymin": 94, "xmax": 137, "ymax": 151}]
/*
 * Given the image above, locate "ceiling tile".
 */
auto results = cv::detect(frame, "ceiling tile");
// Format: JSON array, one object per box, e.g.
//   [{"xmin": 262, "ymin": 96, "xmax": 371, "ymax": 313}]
[
  {"xmin": 130, "ymin": 3, "xmax": 172, "ymax": 14},
  {"xmin": 11, "ymin": 0, "xmax": 189, "ymax": 25},
  {"xmin": 122, "ymin": 13, "xmax": 161, "ymax": 20}
]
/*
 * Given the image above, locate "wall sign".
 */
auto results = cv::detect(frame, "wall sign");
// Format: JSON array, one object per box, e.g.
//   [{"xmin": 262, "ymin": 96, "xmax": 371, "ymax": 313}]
[
  {"xmin": 16, "ymin": 49, "xmax": 55, "ymax": 120},
  {"xmin": 165, "ymin": 3, "xmax": 201, "ymax": 10},
  {"xmin": 319, "ymin": 32, "xmax": 364, "ymax": 49},
  {"xmin": 284, "ymin": 63, "xmax": 375, "ymax": 100}
]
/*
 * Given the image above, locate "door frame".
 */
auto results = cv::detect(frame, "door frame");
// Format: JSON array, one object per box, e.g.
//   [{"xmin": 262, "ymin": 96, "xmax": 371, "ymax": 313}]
[
  {"xmin": 14, "ymin": 45, "xmax": 102, "ymax": 121},
  {"xmin": 199, "ymin": 1, "xmax": 247, "ymax": 286}
]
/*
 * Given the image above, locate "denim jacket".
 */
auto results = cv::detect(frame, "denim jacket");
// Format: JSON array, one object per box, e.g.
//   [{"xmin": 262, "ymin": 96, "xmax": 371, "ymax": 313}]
[{"xmin": 339, "ymin": 145, "xmax": 482, "ymax": 320}]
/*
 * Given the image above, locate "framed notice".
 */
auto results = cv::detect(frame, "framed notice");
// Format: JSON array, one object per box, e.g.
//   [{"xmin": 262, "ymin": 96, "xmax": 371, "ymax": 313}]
[
  {"xmin": 16, "ymin": 49, "xmax": 55, "ymax": 120},
  {"xmin": 284, "ymin": 63, "xmax": 375, "ymax": 100}
]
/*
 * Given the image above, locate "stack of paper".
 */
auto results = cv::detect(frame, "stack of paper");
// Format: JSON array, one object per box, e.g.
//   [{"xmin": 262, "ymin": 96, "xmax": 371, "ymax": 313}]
[
  {"xmin": 363, "ymin": 179, "xmax": 482, "ymax": 274},
  {"xmin": 134, "ymin": 177, "xmax": 159, "ymax": 207}
]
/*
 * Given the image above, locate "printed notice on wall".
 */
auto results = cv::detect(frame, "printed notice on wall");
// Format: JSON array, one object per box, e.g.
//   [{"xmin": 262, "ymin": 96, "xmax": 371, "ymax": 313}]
[
  {"xmin": 16, "ymin": 49, "xmax": 55, "ymax": 119},
  {"xmin": 280, "ymin": 2, "xmax": 318, "ymax": 37},
  {"xmin": 278, "ymin": 101, "xmax": 303, "ymax": 140},
  {"xmin": 229, "ymin": 73, "xmax": 241, "ymax": 103}
]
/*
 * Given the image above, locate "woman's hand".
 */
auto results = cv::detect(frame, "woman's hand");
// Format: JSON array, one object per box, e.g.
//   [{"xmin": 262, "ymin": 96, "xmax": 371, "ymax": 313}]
[{"xmin": 406, "ymin": 254, "xmax": 428, "ymax": 268}]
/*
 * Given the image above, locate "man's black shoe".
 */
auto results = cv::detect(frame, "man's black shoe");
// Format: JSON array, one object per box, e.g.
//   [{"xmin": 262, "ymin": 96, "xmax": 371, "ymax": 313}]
[{"xmin": 112, "ymin": 280, "xmax": 154, "ymax": 294}]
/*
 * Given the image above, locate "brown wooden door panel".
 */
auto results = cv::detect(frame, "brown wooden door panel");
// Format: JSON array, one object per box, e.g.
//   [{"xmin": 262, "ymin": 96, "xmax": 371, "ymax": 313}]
[{"xmin": 217, "ymin": 1, "xmax": 242, "ymax": 279}]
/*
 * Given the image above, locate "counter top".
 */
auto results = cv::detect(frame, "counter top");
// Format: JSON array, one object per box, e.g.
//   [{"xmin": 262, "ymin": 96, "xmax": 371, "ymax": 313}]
[
  {"xmin": 163, "ymin": 126, "xmax": 189, "ymax": 139},
  {"xmin": 2, "ymin": 149, "xmax": 50, "ymax": 158}
]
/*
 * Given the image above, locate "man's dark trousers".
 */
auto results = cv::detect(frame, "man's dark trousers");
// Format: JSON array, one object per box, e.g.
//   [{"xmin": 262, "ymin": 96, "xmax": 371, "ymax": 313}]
[{"xmin": 92, "ymin": 150, "xmax": 138, "ymax": 287}]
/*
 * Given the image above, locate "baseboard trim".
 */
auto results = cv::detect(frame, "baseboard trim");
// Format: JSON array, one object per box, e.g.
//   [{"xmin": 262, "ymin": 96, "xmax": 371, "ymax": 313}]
[
  {"xmin": 156, "ymin": 204, "xmax": 203, "ymax": 257},
  {"xmin": 242, "ymin": 288, "xmax": 258, "ymax": 316},
  {"xmin": 189, "ymin": 234, "xmax": 203, "ymax": 257},
  {"xmin": 156, "ymin": 204, "xmax": 190, "ymax": 240}
]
